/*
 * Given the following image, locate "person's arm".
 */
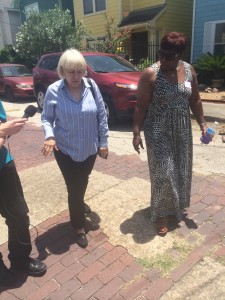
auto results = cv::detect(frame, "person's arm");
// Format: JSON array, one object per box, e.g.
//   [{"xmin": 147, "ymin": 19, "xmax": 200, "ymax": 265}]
[
  {"xmin": 91, "ymin": 80, "xmax": 109, "ymax": 158},
  {"xmin": 41, "ymin": 88, "xmax": 58, "ymax": 157},
  {"xmin": 0, "ymin": 118, "xmax": 26, "ymax": 137},
  {"xmin": 0, "ymin": 137, "xmax": 6, "ymax": 148},
  {"xmin": 133, "ymin": 67, "xmax": 155, "ymax": 153},
  {"xmin": 189, "ymin": 65, "xmax": 207, "ymax": 134}
]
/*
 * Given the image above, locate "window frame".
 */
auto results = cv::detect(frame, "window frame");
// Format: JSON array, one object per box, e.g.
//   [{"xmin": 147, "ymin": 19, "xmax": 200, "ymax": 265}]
[
  {"xmin": 203, "ymin": 20, "xmax": 225, "ymax": 55},
  {"xmin": 83, "ymin": 0, "xmax": 106, "ymax": 16}
]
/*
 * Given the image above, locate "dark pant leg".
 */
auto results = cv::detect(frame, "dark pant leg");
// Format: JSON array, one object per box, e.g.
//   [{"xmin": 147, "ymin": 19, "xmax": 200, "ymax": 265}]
[
  {"xmin": 0, "ymin": 161, "xmax": 32, "ymax": 263},
  {"xmin": 54, "ymin": 150, "xmax": 97, "ymax": 229}
]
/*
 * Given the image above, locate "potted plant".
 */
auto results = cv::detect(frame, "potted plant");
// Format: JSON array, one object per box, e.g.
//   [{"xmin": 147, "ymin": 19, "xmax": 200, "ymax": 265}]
[{"xmin": 195, "ymin": 53, "xmax": 225, "ymax": 88}]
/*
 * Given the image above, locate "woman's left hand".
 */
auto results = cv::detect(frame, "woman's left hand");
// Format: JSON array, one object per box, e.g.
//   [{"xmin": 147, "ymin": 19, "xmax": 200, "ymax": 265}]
[
  {"xmin": 200, "ymin": 123, "xmax": 207, "ymax": 135},
  {"xmin": 98, "ymin": 147, "xmax": 108, "ymax": 159},
  {"xmin": 42, "ymin": 137, "xmax": 58, "ymax": 157}
]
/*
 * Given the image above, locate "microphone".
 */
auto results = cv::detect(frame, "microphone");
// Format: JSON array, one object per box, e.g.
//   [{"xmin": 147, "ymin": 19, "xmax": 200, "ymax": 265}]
[{"xmin": 22, "ymin": 105, "xmax": 37, "ymax": 119}]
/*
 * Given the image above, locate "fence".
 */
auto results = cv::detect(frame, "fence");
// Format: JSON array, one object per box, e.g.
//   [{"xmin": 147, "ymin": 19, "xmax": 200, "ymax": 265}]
[{"xmin": 80, "ymin": 42, "xmax": 160, "ymax": 70}]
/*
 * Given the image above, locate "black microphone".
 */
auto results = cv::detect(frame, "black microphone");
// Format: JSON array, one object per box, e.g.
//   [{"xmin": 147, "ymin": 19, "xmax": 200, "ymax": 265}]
[{"xmin": 22, "ymin": 105, "xmax": 37, "ymax": 119}]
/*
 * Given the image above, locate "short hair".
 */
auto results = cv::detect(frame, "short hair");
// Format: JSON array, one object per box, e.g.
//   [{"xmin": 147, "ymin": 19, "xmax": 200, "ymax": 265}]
[
  {"xmin": 57, "ymin": 48, "xmax": 87, "ymax": 78},
  {"xmin": 160, "ymin": 32, "xmax": 188, "ymax": 53}
]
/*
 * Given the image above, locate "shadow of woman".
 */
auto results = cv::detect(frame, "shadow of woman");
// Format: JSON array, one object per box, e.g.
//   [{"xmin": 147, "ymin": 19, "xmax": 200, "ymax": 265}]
[
  {"xmin": 120, "ymin": 207, "xmax": 197, "ymax": 243},
  {"xmin": 120, "ymin": 207, "xmax": 156, "ymax": 244},
  {"xmin": 34, "ymin": 210, "xmax": 101, "ymax": 261}
]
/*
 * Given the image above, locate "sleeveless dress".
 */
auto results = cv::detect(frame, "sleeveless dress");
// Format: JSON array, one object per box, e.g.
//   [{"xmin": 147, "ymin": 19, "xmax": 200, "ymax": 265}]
[{"xmin": 143, "ymin": 61, "xmax": 193, "ymax": 222}]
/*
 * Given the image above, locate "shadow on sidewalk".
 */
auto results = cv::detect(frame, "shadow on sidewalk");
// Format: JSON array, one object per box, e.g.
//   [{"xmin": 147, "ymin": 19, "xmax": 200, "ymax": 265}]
[
  {"xmin": 120, "ymin": 207, "xmax": 198, "ymax": 243},
  {"xmin": 33, "ymin": 210, "xmax": 101, "ymax": 260},
  {"xmin": 0, "ymin": 272, "xmax": 28, "ymax": 293}
]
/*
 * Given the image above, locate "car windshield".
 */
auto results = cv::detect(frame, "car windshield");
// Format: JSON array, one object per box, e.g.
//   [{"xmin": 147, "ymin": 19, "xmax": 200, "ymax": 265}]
[
  {"xmin": 2, "ymin": 65, "xmax": 32, "ymax": 77},
  {"xmin": 84, "ymin": 55, "xmax": 140, "ymax": 73}
]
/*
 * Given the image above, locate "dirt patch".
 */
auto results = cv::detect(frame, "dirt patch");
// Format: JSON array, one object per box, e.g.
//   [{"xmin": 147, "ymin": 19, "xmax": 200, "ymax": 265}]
[{"xmin": 200, "ymin": 87, "xmax": 225, "ymax": 102}]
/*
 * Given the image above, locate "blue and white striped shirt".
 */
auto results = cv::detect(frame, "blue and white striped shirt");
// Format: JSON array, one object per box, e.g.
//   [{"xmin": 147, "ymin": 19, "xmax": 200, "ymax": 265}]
[{"xmin": 41, "ymin": 77, "xmax": 108, "ymax": 162}]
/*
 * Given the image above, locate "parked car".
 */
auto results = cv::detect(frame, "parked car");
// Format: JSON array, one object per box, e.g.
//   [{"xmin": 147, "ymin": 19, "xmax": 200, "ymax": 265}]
[
  {"xmin": 0, "ymin": 64, "xmax": 34, "ymax": 102},
  {"xmin": 33, "ymin": 52, "xmax": 142, "ymax": 125}
]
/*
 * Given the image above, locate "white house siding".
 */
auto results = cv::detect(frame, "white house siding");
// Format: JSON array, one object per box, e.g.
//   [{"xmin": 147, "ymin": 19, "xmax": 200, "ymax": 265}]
[{"xmin": 0, "ymin": 0, "xmax": 21, "ymax": 48}]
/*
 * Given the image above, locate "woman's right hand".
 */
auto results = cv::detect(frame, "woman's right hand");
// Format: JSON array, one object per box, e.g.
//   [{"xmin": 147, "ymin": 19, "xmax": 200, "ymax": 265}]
[
  {"xmin": 41, "ymin": 137, "xmax": 58, "ymax": 157},
  {"xmin": 133, "ymin": 135, "xmax": 144, "ymax": 154}
]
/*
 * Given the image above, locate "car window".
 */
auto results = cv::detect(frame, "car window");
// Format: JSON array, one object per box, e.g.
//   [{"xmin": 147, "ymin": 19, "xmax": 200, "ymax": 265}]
[
  {"xmin": 2, "ymin": 66, "xmax": 32, "ymax": 77},
  {"xmin": 39, "ymin": 56, "xmax": 60, "ymax": 71},
  {"xmin": 84, "ymin": 55, "xmax": 140, "ymax": 73}
]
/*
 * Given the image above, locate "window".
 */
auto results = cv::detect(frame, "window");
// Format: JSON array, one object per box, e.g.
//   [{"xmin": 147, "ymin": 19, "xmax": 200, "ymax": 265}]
[
  {"xmin": 39, "ymin": 56, "xmax": 60, "ymax": 71},
  {"xmin": 203, "ymin": 21, "xmax": 225, "ymax": 55},
  {"xmin": 25, "ymin": 2, "xmax": 39, "ymax": 19},
  {"xmin": 83, "ymin": 0, "xmax": 106, "ymax": 15},
  {"xmin": 214, "ymin": 23, "xmax": 225, "ymax": 55}
]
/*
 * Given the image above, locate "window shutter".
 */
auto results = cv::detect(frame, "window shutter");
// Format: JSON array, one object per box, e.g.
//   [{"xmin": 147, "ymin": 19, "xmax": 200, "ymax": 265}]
[{"xmin": 203, "ymin": 22, "xmax": 215, "ymax": 54}]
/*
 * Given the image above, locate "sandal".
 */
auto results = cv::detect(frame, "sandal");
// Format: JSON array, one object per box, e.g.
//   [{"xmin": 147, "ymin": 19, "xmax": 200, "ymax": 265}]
[{"xmin": 156, "ymin": 217, "xmax": 168, "ymax": 236}]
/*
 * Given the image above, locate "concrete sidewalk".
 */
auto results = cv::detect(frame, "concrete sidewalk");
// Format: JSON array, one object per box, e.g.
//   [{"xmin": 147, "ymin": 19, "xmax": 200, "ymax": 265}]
[{"xmin": 0, "ymin": 101, "xmax": 225, "ymax": 299}]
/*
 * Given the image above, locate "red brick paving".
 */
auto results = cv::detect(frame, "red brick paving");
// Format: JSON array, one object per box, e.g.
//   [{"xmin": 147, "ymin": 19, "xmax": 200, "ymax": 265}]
[{"xmin": 0, "ymin": 122, "xmax": 225, "ymax": 299}]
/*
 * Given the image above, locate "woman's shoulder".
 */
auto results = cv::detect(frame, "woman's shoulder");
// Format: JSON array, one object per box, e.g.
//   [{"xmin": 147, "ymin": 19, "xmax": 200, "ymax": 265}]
[
  {"xmin": 48, "ymin": 79, "xmax": 64, "ymax": 91},
  {"xmin": 141, "ymin": 62, "xmax": 159, "ymax": 78}
]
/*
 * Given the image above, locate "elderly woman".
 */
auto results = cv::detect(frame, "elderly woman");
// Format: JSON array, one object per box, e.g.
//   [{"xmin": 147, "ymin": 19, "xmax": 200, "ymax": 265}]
[
  {"xmin": 133, "ymin": 32, "xmax": 207, "ymax": 235},
  {"xmin": 41, "ymin": 49, "xmax": 108, "ymax": 248}
]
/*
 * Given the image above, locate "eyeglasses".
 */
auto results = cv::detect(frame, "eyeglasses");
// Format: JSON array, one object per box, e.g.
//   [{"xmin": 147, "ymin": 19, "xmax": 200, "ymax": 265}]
[{"xmin": 158, "ymin": 50, "xmax": 179, "ymax": 61}]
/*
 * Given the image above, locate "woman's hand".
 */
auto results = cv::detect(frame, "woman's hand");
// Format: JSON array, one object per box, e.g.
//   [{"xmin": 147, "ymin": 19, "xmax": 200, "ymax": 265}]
[
  {"xmin": 98, "ymin": 147, "xmax": 108, "ymax": 159},
  {"xmin": 133, "ymin": 135, "xmax": 144, "ymax": 154},
  {"xmin": 42, "ymin": 137, "xmax": 58, "ymax": 157},
  {"xmin": 0, "ymin": 118, "xmax": 26, "ymax": 137},
  {"xmin": 199, "ymin": 123, "xmax": 208, "ymax": 136}
]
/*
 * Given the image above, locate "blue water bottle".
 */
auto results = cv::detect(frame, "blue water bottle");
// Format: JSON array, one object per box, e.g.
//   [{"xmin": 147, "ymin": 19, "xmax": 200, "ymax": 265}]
[{"xmin": 200, "ymin": 122, "xmax": 218, "ymax": 144}]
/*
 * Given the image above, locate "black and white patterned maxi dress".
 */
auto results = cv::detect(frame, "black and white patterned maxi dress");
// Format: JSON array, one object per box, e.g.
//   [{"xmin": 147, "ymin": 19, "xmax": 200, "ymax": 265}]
[{"xmin": 143, "ymin": 61, "xmax": 193, "ymax": 222}]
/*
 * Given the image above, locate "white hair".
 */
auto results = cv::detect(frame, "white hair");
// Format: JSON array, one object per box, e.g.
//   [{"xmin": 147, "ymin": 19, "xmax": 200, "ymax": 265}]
[{"xmin": 57, "ymin": 48, "xmax": 86, "ymax": 78}]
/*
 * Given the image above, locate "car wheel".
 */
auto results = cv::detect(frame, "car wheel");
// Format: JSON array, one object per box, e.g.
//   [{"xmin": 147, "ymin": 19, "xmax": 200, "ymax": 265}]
[
  {"xmin": 36, "ymin": 87, "xmax": 46, "ymax": 110},
  {"xmin": 5, "ymin": 86, "xmax": 15, "ymax": 102},
  {"xmin": 103, "ymin": 97, "xmax": 117, "ymax": 126}
]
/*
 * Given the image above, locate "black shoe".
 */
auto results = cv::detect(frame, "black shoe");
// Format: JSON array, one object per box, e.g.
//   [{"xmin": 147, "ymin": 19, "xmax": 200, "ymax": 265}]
[
  {"xmin": 85, "ymin": 203, "xmax": 91, "ymax": 214},
  {"xmin": 76, "ymin": 233, "xmax": 88, "ymax": 248},
  {"xmin": 11, "ymin": 258, "xmax": 47, "ymax": 277},
  {"xmin": 0, "ymin": 260, "xmax": 17, "ymax": 286}
]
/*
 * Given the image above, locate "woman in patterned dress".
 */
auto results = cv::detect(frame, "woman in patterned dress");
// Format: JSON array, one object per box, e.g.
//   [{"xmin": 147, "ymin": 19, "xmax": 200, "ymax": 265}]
[{"xmin": 133, "ymin": 32, "xmax": 207, "ymax": 235}]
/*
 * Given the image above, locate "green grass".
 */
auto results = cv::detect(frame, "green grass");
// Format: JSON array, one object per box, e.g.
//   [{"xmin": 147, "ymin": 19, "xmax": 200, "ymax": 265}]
[{"xmin": 137, "ymin": 232, "xmax": 203, "ymax": 276}]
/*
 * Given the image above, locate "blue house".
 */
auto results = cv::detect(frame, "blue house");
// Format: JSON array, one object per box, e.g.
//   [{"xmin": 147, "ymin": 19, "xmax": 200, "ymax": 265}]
[{"xmin": 191, "ymin": 0, "xmax": 225, "ymax": 62}]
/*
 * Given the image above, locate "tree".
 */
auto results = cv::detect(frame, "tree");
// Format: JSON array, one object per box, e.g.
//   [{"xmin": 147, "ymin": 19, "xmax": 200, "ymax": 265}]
[
  {"xmin": 87, "ymin": 13, "xmax": 130, "ymax": 54},
  {"xmin": 0, "ymin": 45, "xmax": 24, "ymax": 64},
  {"xmin": 15, "ymin": 6, "xmax": 87, "ymax": 67}
]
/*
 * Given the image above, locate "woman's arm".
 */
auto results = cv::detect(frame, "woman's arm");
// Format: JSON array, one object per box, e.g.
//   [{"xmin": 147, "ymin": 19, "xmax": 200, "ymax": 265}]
[
  {"xmin": 41, "ymin": 88, "xmax": 58, "ymax": 157},
  {"xmin": 189, "ymin": 65, "xmax": 207, "ymax": 133},
  {"xmin": 133, "ymin": 67, "xmax": 155, "ymax": 153},
  {"xmin": 91, "ymin": 80, "xmax": 109, "ymax": 148}
]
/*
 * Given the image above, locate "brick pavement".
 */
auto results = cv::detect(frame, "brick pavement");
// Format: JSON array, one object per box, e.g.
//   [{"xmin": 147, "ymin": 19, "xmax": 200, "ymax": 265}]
[{"xmin": 0, "ymin": 122, "xmax": 225, "ymax": 299}]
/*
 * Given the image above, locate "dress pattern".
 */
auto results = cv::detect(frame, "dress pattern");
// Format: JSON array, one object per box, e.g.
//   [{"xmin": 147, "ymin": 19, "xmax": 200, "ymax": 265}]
[{"xmin": 143, "ymin": 61, "xmax": 193, "ymax": 222}]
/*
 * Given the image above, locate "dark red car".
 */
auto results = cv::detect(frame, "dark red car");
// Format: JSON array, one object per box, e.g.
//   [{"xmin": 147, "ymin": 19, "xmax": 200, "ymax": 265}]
[
  {"xmin": 33, "ymin": 52, "xmax": 142, "ymax": 125},
  {"xmin": 0, "ymin": 64, "xmax": 34, "ymax": 101}
]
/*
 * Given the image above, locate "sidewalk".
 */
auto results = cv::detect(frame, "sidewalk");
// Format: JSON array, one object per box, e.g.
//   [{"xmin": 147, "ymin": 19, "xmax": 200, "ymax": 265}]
[{"xmin": 0, "ymin": 104, "xmax": 225, "ymax": 299}]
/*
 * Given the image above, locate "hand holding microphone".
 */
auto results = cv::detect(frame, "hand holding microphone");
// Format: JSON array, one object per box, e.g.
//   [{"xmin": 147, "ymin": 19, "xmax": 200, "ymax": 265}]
[
  {"xmin": 6, "ymin": 105, "xmax": 37, "ymax": 138},
  {"xmin": 0, "ymin": 119, "xmax": 26, "ymax": 137}
]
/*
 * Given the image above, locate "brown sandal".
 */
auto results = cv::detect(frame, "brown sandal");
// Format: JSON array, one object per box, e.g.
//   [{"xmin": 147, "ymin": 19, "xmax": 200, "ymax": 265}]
[{"xmin": 156, "ymin": 217, "xmax": 168, "ymax": 236}]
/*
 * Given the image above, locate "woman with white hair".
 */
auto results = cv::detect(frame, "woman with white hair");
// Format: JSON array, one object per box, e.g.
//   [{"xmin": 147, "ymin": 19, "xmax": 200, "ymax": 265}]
[{"xmin": 41, "ymin": 48, "xmax": 108, "ymax": 248}]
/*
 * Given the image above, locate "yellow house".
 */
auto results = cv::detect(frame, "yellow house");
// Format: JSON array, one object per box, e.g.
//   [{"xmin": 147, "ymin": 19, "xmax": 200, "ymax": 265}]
[{"xmin": 74, "ymin": 0, "xmax": 193, "ymax": 63}]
